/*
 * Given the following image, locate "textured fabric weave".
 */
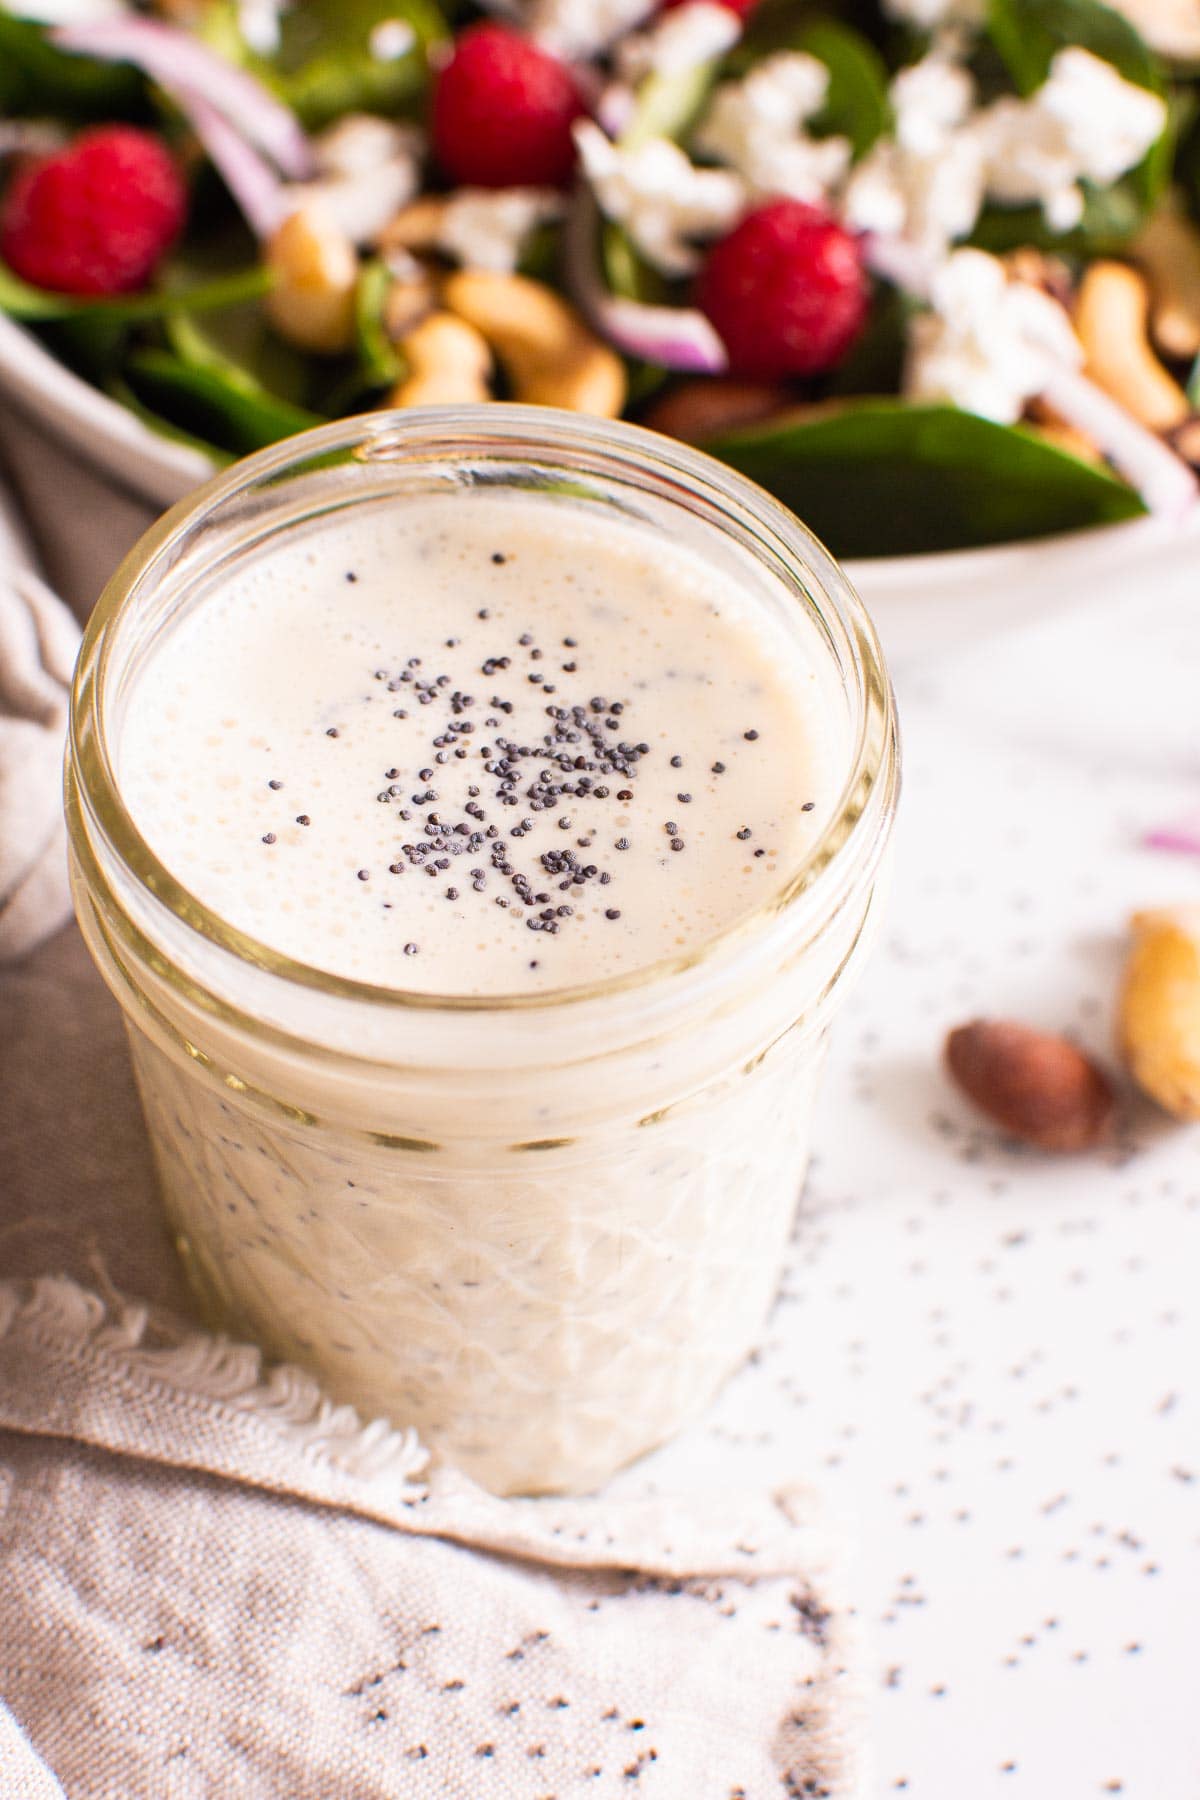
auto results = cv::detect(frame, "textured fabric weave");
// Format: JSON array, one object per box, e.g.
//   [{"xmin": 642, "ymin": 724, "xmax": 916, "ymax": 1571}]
[{"xmin": 0, "ymin": 1276, "xmax": 860, "ymax": 1799}]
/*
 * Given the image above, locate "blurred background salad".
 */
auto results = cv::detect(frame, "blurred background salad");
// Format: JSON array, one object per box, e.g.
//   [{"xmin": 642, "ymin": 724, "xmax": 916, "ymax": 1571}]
[{"xmin": 1, "ymin": 0, "xmax": 1198, "ymax": 556}]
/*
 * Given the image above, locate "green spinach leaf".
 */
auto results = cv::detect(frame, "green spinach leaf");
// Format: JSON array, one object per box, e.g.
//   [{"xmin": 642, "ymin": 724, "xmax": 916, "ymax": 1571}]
[
  {"xmin": 971, "ymin": 181, "xmax": 1145, "ymax": 255},
  {"xmin": 516, "ymin": 221, "xmax": 561, "ymax": 284},
  {"xmin": 265, "ymin": 0, "xmax": 447, "ymax": 129},
  {"xmin": 824, "ymin": 282, "xmax": 910, "ymax": 394},
  {"xmin": 706, "ymin": 400, "xmax": 1145, "ymax": 556},
  {"xmin": 1173, "ymin": 92, "xmax": 1200, "ymax": 215},
  {"xmin": 0, "ymin": 11, "xmax": 145, "ymax": 116},
  {"xmin": 731, "ymin": 0, "xmax": 830, "ymax": 68},
  {"xmin": 353, "ymin": 258, "xmax": 403, "ymax": 391},
  {"xmin": 0, "ymin": 260, "xmax": 272, "ymax": 322},
  {"xmin": 123, "ymin": 349, "xmax": 322, "ymax": 455},
  {"xmin": 106, "ymin": 374, "xmax": 230, "ymax": 465},
  {"xmin": 602, "ymin": 222, "xmax": 669, "ymax": 305},
  {"xmin": 163, "ymin": 304, "xmax": 313, "ymax": 406},
  {"xmin": 793, "ymin": 19, "xmax": 892, "ymax": 158},
  {"xmin": 37, "ymin": 312, "xmax": 128, "ymax": 383},
  {"xmin": 624, "ymin": 59, "xmax": 722, "ymax": 151},
  {"xmin": 987, "ymin": 0, "xmax": 1163, "ymax": 97}
]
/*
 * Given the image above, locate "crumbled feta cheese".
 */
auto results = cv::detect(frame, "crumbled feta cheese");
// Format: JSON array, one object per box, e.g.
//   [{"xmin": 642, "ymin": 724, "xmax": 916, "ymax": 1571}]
[
  {"xmin": 1037, "ymin": 46, "xmax": 1166, "ymax": 185},
  {"xmin": 842, "ymin": 54, "xmax": 984, "ymax": 260},
  {"xmin": 881, "ymin": 0, "xmax": 986, "ymax": 29},
  {"xmin": 435, "ymin": 187, "xmax": 564, "ymax": 272},
  {"xmin": 369, "ymin": 18, "xmax": 417, "ymax": 61},
  {"xmin": 315, "ymin": 115, "xmax": 421, "ymax": 180},
  {"xmin": 574, "ymin": 119, "xmax": 745, "ymax": 275},
  {"xmin": 890, "ymin": 52, "xmax": 975, "ymax": 156},
  {"xmin": 979, "ymin": 48, "xmax": 1167, "ymax": 231},
  {"xmin": 285, "ymin": 117, "xmax": 424, "ymax": 245},
  {"xmin": 529, "ymin": 0, "xmax": 656, "ymax": 60},
  {"xmin": 904, "ymin": 247, "xmax": 1082, "ymax": 422},
  {"xmin": 616, "ymin": 2, "xmax": 742, "ymax": 84},
  {"xmin": 843, "ymin": 137, "xmax": 985, "ymax": 255},
  {"xmin": 236, "ymin": 0, "xmax": 288, "ymax": 57},
  {"xmin": 846, "ymin": 44, "xmax": 1165, "ymax": 265},
  {"xmin": 694, "ymin": 52, "xmax": 852, "ymax": 205}
]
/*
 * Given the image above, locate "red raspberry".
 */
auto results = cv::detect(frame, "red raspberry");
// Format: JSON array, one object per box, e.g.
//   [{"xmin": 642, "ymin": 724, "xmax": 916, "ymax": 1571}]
[
  {"xmin": 696, "ymin": 200, "xmax": 869, "ymax": 380},
  {"xmin": 431, "ymin": 23, "xmax": 586, "ymax": 189},
  {"xmin": 1, "ymin": 125, "xmax": 186, "ymax": 296}
]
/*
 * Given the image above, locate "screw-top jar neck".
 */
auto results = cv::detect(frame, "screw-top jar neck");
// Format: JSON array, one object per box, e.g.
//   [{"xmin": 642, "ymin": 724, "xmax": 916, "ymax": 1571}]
[{"xmin": 67, "ymin": 406, "xmax": 898, "ymax": 1079}]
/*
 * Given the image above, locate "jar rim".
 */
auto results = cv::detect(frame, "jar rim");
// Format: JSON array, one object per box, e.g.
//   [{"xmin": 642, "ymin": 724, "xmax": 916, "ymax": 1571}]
[{"xmin": 69, "ymin": 404, "xmax": 898, "ymax": 1016}]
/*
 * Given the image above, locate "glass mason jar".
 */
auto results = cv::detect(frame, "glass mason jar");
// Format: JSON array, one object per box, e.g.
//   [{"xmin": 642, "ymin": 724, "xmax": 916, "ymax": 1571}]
[{"xmin": 66, "ymin": 408, "xmax": 899, "ymax": 1497}]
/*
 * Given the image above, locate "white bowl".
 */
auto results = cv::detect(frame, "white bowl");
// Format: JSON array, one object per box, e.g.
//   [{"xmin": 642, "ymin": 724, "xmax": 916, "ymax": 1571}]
[
  {"xmin": 0, "ymin": 311, "xmax": 211, "ymax": 507},
  {"xmin": 2, "ymin": 310, "xmax": 1196, "ymax": 662}
]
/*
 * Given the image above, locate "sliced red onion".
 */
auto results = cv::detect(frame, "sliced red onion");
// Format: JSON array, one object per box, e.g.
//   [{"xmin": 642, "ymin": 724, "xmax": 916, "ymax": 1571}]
[
  {"xmin": 179, "ymin": 89, "xmax": 285, "ymax": 239},
  {"xmin": 1040, "ymin": 364, "xmax": 1199, "ymax": 520},
  {"xmin": 1144, "ymin": 815, "xmax": 1200, "ymax": 855},
  {"xmin": 564, "ymin": 192, "xmax": 728, "ymax": 373},
  {"xmin": 595, "ymin": 81, "xmax": 637, "ymax": 139},
  {"xmin": 597, "ymin": 300, "xmax": 729, "ymax": 370},
  {"xmin": 51, "ymin": 17, "xmax": 314, "ymax": 178}
]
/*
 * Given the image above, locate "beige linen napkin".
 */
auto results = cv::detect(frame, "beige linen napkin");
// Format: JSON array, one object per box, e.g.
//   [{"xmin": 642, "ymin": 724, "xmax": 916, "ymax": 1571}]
[
  {"xmin": 0, "ymin": 1702, "xmax": 63, "ymax": 1800},
  {"xmin": 0, "ymin": 1275, "xmax": 862, "ymax": 1799},
  {"xmin": 0, "ymin": 480, "xmax": 79, "ymax": 961}
]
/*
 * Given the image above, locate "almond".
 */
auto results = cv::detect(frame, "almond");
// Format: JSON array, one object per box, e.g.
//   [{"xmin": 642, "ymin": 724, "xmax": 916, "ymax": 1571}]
[
  {"xmin": 640, "ymin": 379, "xmax": 794, "ymax": 445},
  {"xmin": 944, "ymin": 1019, "xmax": 1115, "ymax": 1152}
]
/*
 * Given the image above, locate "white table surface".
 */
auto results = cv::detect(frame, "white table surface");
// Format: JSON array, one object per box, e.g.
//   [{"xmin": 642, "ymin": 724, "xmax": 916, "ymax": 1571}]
[{"xmin": 616, "ymin": 552, "xmax": 1200, "ymax": 1799}]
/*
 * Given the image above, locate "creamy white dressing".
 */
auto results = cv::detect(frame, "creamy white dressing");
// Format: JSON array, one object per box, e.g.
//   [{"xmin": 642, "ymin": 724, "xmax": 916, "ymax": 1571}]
[{"xmin": 118, "ymin": 490, "xmax": 845, "ymax": 996}]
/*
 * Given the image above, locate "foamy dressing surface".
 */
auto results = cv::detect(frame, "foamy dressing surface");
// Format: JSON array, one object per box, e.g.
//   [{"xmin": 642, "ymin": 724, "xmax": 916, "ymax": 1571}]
[{"xmin": 117, "ymin": 492, "xmax": 848, "ymax": 995}]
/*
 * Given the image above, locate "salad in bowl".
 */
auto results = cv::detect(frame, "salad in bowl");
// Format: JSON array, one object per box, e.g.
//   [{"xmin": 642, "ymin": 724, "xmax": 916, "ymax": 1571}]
[{"xmin": 0, "ymin": 0, "xmax": 1198, "ymax": 558}]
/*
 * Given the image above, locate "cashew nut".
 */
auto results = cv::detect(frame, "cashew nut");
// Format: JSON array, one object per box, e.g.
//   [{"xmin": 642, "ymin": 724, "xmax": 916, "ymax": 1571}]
[
  {"xmin": 1027, "ymin": 421, "xmax": 1106, "ymax": 464},
  {"xmin": 442, "ymin": 271, "xmax": 626, "ymax": 418},
  {"xmin": 382, "ymin": 265, "xmax": 440, "ymax": 342},
  {"xmin": 1119, "ymin": 905, "xmax": 1200, "ymax": 1120},
  {"xmin": 1168, "ymin": 416, "xmax": 1200, "ymax": 467},
  {"xmin": 377, "ymin": 197, "xmax": 448, "ymax": 255},
  {"xmin": 389, "ymin": 311, "xmax": 492, "ymax": 409},
  {"xmin": 1131, "ymin": 200, "xmax": 1200, "ymax": 360},
  {"xmin": 642, "ymin": 379, "xmax": 793, "ymax": 444},
  {"xmin": 1074, "ymin": 261, "xmax": 1190, "ymax": 432},
  {"xmin": 1024, "ymin": 397, "xmax": 1103, "ymax": 465},
  {"xmin": 1003, "ymin": 247, "xmax": 1073, "ymax": 309},
  {"xmin": 264, "ymin": 204, "xmax": 358, "ymax": 355}
]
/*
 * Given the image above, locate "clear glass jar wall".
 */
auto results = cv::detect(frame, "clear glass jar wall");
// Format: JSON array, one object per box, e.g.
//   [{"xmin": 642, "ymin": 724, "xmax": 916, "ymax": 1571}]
[{"xmin": 66, "ymin": 408, "xmax": 899, "ymax": 1495}]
